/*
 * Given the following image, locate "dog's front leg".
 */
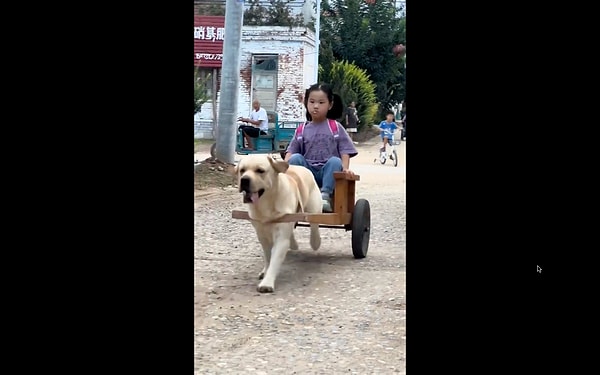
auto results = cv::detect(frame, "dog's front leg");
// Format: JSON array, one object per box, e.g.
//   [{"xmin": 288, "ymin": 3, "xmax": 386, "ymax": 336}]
[
  {"xmin": 253, "ymin": 224, "xmax": 273, "ymax": 280},
  {"xmin": 257, "ymin": 223, "xmax": 293, "ymax": 293},
  {"xmin": 257, "ymin": 235, "xmax": 272, "ymax": 280}
]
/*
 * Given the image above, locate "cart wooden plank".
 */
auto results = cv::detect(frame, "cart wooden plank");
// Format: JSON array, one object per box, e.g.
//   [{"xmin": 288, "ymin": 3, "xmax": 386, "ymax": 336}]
[{"xmin": 232, "ymin": 210, "xmax": 352, "ymax": 225}]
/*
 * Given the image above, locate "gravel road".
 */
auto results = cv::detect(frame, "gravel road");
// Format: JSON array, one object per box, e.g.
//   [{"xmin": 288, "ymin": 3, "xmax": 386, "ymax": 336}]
[{"xmin": 194, "ymin": 138, "xmax": 406, "ymax": 374}]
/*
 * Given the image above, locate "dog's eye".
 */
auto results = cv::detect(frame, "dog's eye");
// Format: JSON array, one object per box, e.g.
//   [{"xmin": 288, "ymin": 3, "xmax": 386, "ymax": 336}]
[
  {"xmin": 240, "ymin": 168, "xmax": 246, "ymax": 174},
  {"xmin": 256, "ymin": 168, "xmax": 265, "ymax": 174}
]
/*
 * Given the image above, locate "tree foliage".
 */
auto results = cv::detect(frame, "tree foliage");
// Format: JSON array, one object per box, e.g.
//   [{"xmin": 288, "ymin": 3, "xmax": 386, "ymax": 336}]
[
  {"xmin": 320, "ymin": 60, "xmax": 378, "ymax": 132},
  {"xmin": 319, "ymin": 0, "xmax": 405, "ymax": 116},
  {"xmin": 243, "ymin": 0, "xmax": 307, "ymax": 27},
  {"xmin": 194, "ymin": 68, "xmax": 212, "ymax": 115},
  {"xmin": 195, "ymin": 1, "xmax": 225, "ymax": 16}
]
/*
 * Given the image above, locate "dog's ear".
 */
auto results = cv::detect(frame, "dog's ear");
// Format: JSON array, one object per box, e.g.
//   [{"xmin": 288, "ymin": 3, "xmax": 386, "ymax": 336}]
[{"xmin": 267, "ymin": 156, "xmax": 289, "ymax": 174}]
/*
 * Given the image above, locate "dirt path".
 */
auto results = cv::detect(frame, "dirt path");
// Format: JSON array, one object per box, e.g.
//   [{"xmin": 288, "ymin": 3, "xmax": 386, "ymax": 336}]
[{"xmin": 194, "ymin": 139, "xmax": 406, "ymax": 374}]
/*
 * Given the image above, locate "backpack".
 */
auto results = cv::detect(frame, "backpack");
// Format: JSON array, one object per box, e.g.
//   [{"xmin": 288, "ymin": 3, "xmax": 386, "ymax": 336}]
[{"xmin": 294, "ymin": 119, "xmax": 339, "ymax": 154}]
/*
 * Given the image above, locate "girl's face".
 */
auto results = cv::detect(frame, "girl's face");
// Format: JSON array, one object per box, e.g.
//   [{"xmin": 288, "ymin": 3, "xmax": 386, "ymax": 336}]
[
  {"xmin": 306, "ymin": 90, "xmax": 332, "ymax": 121},
  {"xmin": 386, "ymin": 114, "xmax": 395, "ymax": 122}
]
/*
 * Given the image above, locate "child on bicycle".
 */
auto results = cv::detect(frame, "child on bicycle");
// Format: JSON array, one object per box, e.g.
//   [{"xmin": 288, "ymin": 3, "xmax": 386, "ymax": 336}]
[
  {"xmin": 378, "ymin": 110, "xmax": 399, "ymax": 159},
  {"xmin": 285, "ymin": 83, "xmax": 358, "ymax": 213}
]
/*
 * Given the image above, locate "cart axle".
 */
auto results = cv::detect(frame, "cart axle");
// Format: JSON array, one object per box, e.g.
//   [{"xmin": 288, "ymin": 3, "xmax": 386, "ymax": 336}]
[{"xmin": 294, "ymin": 222, "xmax": 351, "ymax": 231}]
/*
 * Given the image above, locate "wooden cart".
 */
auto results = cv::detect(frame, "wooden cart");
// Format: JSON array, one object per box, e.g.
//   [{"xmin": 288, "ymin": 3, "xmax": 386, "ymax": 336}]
[{"xmin": 232, "ymin": 172, "xmax": 371, "ymax": 258}]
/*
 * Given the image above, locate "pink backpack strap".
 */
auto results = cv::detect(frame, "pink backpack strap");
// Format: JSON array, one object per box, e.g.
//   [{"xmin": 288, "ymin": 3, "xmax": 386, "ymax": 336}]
[
  {"xmin": 295, "ymin": 123, "xmax": 305, "ymax": 140},
  {"xmin": 328, "ymin": 119, "xmax": 340, "ymax": 139}
]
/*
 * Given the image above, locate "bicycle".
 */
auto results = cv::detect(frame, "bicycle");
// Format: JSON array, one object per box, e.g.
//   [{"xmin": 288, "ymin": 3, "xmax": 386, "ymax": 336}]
[{"xmin": 374, "ymin": 132, "xmax": 399, "ymax": 167}]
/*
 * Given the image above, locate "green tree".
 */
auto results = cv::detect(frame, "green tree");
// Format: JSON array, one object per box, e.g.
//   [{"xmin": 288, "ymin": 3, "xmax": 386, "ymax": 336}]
[
  {"xmin": 243, "ymin": 0, "xmax": 268, "ymax": 25},
  {"xmin": 320, "ymin": 60, "xmax": 378, "ymax": 132},
  {"xmin": 194, "ymin": 68, "xmax": 211, "ymax": 115},
  {"xmin": 243, "ymin": 0, "xmax": 306, "ymax": 27},
  {"xmin": 195, "ymin": 0, "xmax": 225, "ymax": 16},
  {"xmin": 197, "ymin": 5, "xmax": 225, "ymax": 16},
  {"xmin": 319, "ymin": 0, "xmax": 405, "ymax": 116}
]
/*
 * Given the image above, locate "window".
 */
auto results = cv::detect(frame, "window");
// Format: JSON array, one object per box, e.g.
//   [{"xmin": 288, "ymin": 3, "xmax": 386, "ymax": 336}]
[{"xmin": 252, "ymin": 55, "xmax": 278, "ymax": 72}]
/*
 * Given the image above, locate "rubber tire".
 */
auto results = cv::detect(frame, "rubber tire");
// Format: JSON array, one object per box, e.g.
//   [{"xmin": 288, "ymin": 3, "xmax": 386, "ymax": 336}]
[
  {"xmin": 393, "ymin": 150, "xmax": 398, "ymax": 167},
  {"xmin": 380, "ymin": 155, "xmax": 386, "ymax": 165},
  {"xmin": 210, "ymin": 143, "xmax": 217, "ymax": 158},
  {"xmin": 351, "ymin": 199, "xmax": 371, "ymax": 259}
]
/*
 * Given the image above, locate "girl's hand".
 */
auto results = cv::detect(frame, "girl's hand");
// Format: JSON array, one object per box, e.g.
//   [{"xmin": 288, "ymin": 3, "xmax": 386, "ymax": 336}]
[{"xmin": 343, "ymin": 168, "xmax": 355, "ymax": 177}]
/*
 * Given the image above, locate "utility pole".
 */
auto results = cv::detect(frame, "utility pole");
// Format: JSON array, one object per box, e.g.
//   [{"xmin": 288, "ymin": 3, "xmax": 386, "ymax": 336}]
[
  {"xmin": 215, "ymin": 0, "xmax": 244, "ymax": 164},
  {"xmin": 314, "ymin": 0, "xmax": 320, "ymax": 84}
]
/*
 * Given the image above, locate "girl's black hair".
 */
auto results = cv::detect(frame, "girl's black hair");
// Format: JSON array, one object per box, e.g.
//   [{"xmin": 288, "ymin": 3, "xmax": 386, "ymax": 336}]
[
  {"xmin": 303, "ymin": 83, "xmax": 345, "ymax": 121},
  {"xmin": 385, "ymin": 110, "xmax": 395, "ymax": 116}
]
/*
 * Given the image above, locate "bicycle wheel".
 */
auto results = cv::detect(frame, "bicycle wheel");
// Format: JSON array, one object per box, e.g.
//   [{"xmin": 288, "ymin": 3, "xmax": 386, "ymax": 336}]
[{"xmin": 393, "ymin": 150, "xmax": 398, "ymax": 167}]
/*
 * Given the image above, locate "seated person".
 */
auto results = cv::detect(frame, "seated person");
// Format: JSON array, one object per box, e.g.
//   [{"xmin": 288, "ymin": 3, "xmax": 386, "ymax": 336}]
[
  {"xmin": 285, "ymin": 83, "xmax": 358, "ymax": 213},
  {"xmin": 238, "ymin": 99, "xmax": 269, "ymax": 151}
]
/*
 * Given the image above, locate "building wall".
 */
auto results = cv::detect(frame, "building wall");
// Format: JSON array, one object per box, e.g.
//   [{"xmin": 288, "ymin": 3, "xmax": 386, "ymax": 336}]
[
  {"xmin": 195, "ymin": 26, "xmax": 316, "ymax": 139},
  {"xmin": 239, "ymin": 26, "xmax": 315, "ymax": 121}
]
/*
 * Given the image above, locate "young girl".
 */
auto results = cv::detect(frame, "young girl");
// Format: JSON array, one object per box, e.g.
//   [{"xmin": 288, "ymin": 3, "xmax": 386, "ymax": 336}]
[{"xmin": 285, "ymin": 83, "xmax": 358, "ymax": 212}]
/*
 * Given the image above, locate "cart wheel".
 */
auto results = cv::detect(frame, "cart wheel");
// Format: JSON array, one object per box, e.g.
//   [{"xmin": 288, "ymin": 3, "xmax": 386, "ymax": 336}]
[
  {"xmin": 393, "ymin": 150, "xmax": 398, "ymax": 167},
  {"xmin": 210, "ymin": 143, "xmax": 217, "ymax": 158},
  {"xmin": 280, "ymin": 151, "xmax": 286, "ymax": 160},
  {"xmin": 351, "ymin": 199, "xmax": 371, "ymax": 259}
]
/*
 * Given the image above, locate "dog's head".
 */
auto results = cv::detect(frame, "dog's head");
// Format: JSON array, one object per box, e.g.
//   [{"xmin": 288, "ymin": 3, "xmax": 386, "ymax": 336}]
[{"xmin": 235, "ymin": 155, "xmax": 289, "ymax": 204}]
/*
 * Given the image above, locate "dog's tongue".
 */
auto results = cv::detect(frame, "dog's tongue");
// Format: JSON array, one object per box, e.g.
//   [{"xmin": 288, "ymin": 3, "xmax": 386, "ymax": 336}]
[{"xmin": 250, "ymin": 192, "xmax": 259, "ymax": 203}]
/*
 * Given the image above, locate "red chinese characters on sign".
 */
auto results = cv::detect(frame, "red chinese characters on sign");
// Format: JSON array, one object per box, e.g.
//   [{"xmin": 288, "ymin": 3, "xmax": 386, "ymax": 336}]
[{"xmin": 194, "ymin": 16, "xmax": 225, "ymax": 68}]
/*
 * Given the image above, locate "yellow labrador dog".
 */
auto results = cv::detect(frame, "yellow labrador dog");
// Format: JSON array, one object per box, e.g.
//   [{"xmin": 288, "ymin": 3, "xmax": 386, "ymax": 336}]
[{"xmin": 236, "ymin": 155, "xmax": 322, "ymax": 293}]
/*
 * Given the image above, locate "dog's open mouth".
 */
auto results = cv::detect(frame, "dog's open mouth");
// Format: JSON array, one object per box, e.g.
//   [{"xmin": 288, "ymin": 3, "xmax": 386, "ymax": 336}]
[{"xmin": 242, "ymin": 188, "xmax": 265, "ymax": 204}]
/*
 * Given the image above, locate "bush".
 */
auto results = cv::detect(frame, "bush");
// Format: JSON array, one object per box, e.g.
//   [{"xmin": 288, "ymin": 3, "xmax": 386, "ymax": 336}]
[{"xmin": 319, "ymin": 60, "xmax": 378, "ymax": 133}]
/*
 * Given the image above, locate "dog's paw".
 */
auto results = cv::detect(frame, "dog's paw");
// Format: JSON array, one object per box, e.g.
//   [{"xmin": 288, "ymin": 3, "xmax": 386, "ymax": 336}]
[{"xmin": 257, "ymin": 284, "xmax": 274, "ymax": 293}]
